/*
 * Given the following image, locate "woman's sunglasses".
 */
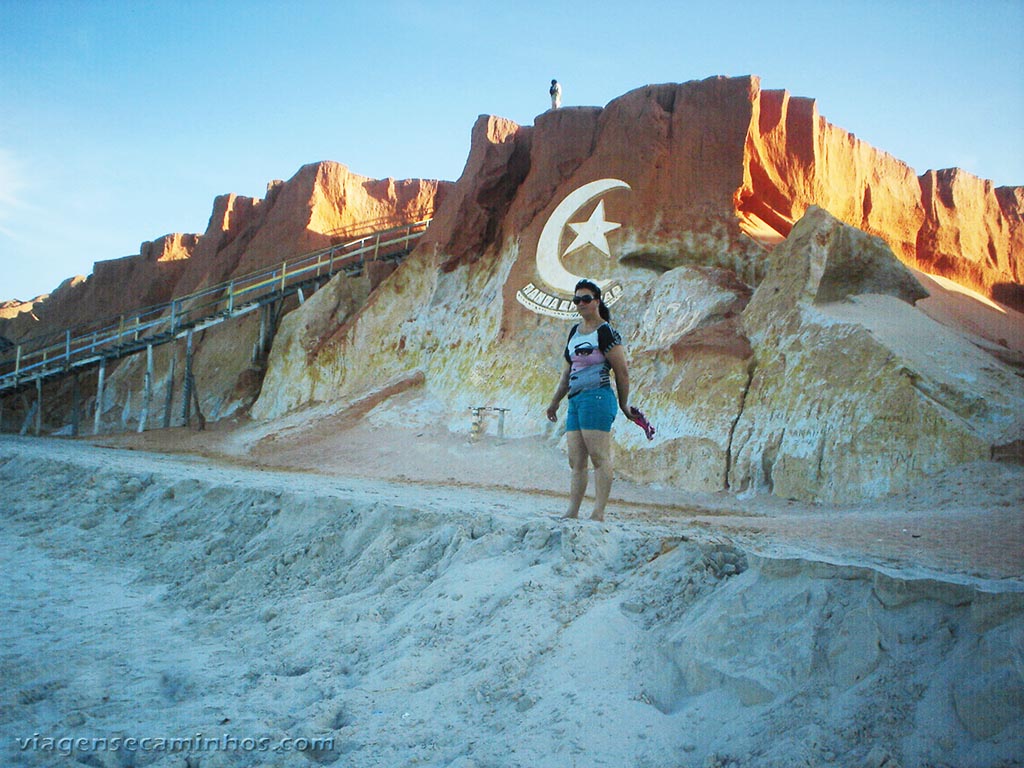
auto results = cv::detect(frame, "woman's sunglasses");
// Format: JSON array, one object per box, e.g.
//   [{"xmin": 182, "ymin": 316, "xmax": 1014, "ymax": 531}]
[{"xmin": 572, "ymin": 295, "xmax": 596, "ymax": 305}]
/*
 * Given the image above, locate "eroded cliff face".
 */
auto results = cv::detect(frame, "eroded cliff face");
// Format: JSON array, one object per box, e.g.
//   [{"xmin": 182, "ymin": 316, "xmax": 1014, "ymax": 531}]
[
  {"xmin": 2, "ymin": 163, "xmax": 450, "ymax": 433},
  {"xmin": 1, "ymin": 162, "xmax": 449, "ymax": 343},
  {"xmin": 739, "ymin": 82, "xmax": 1022, "ymax": 308},
  {"xmin": 917, "ymin": 170, "xmax": 1024, "ymax": 307},
  {"xmin": 254, "ymin": 76, "xmax": 1023, "ymax": 502},
  {"xmin": 731, "ymin": 207, "xmax": 1022, "ymax": 502},
  {"xmin": 7, "ymin": 75, "xmax": 1021, "ymax": 502},
  {"xmin": 0, "ymin": 235, "xmax": 198, "ymax": 343}
]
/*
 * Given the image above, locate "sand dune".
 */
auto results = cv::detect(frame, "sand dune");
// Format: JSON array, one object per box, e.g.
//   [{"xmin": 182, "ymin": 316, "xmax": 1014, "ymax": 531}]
[{"xmin": 2, "ymin": 435, "xmax": 1021, "ymax": 767}]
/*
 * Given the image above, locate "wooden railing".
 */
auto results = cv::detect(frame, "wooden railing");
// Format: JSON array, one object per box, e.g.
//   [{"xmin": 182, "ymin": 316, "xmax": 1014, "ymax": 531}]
[{"xmin": 0, "ymin": 219, "xmax": 431, "ymax": 393}]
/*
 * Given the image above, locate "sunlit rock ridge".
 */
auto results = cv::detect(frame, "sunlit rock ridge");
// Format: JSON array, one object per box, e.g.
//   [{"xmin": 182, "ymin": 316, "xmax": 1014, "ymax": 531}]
[
  {"xmin": 2, "ymin": 75, "xmax": 1021, "ymax": 503},
  {"xmin": 1, "ymin": 163, "xmax": 450, "ymax": 423},
  {"xmin": 1, "ymin": 162, "xmax": 448, "ymax": 340},
  {"xmin": 254, "ymin": 75, "xmax": 1023, "ymax": 503}
]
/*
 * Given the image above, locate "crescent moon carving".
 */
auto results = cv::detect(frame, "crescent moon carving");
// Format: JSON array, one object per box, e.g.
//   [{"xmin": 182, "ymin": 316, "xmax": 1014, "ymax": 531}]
[{"xmin": 536, "ymin": 179, "xmax": 631, "ymax": 294}]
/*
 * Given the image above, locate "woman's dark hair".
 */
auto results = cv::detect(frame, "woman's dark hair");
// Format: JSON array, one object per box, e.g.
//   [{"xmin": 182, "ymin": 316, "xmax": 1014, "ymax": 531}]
[{"xmin": 575, "ymin": 279, "xmax": 610, "ymax": 322}]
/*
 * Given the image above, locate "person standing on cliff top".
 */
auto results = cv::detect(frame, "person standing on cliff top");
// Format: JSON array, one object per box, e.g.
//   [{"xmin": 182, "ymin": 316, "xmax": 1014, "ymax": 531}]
[{"xmin": 550, "ymin": 79, "xmax": 561, "ymax": 110}]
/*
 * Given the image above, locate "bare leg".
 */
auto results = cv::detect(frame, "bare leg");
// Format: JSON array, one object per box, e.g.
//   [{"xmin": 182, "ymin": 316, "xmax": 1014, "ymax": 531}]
[
  {"xmin": 580, "ymin": 429, "xmax": 612, "ymax": 521},
  {"xmin": 564, "ymin": 430, "xmax": 588, "ymax": 518}
]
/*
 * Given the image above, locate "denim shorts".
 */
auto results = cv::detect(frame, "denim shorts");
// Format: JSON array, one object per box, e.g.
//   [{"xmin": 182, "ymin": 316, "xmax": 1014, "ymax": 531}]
[{"xmin": 566, "ymin": 386, "xmax": 617, "ymax": 432}]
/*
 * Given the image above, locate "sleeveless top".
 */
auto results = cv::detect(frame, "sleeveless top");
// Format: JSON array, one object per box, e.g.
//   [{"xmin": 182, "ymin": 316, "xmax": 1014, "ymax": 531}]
[{"xmin": 564, "ymin": 322, "xmax": 621, "ymax": 398}]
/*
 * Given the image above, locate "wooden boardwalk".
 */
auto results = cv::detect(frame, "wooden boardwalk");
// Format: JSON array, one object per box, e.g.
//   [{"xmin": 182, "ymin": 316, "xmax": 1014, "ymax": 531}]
[{"xmin": 0, "ymin": 219, "xmax": 430, "ymax": 398}]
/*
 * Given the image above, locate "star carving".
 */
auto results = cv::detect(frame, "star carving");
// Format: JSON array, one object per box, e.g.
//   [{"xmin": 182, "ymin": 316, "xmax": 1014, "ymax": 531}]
[{"xmin": 564, "ymin": 200, "xmax": 620, "ymax": 257}]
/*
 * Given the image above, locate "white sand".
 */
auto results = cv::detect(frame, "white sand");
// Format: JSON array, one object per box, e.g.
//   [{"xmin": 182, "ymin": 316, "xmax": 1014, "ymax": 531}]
[{"xmin": 1, "ymin": 430, "xmax": 1022, "ymax": 768}]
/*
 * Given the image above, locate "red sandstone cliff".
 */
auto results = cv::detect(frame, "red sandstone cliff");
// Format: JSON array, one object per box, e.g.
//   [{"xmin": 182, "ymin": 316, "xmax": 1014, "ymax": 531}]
[
  {"xmin": 4, "ymin": 78, "xmax": 1018, "ymax": 347},
  {"xmin": 739, "ymin": 81, "xmax": 1022, "ymax": 306},
  {"xmin": 0, "ymin": 235, "xmax": 197, "ymax": 342},
  {"xmin": 421, "ymin": 77, "xmax": 1021, "ymax": 317},
  {"xmin": 175, "ymin": 162, "xmax": 448, "ymax": 296},
  {"xmin": 0, "ymin": 163, "xmax": 451, "ymax": 344},
  {"xmin": 256, "ymin": 76, "xmax": 1022, "ymax": 504}
]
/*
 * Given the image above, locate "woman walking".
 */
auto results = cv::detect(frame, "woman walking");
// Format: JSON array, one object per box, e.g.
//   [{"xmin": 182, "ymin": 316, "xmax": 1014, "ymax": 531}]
[{"xmin": 546, "ymin": 279, "xmax": 635, "ymax": 521}]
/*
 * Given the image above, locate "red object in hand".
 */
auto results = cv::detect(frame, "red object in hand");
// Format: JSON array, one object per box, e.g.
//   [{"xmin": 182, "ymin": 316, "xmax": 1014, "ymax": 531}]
[{"xmin": 630, "ymin": 406, "xmax": 655, "ymax": 440}]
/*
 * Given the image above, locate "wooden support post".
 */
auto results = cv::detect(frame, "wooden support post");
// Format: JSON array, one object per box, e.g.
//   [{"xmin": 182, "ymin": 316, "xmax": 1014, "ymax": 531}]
[
  {"xmin": 20, "ymin": 396, "xmax": 37, "ymax": 437},
  {"xmin": 494, "ymin": 407, "xmax": 509, "ymax": 439},
  {"xmin": 470, "ymin": 406, "xmax": 483, "ymax": 443},
  {"xmin": 94, "ymin": 358, "xmax": 106, "ymax": 435},
  {"xmin": 138, "ymin": 344, "xmax": 153, "ymax": 433},
  {"xmin": 297, "ymin": 287, "xmax": 305, "ymax": 305},
  {"xmin": 256, "ymin": 300, "xmax": 280, "ymax": 362},
  {"xmin": 227, "ymin": 281, "xmax": 235, "ymax": 315},
  {"xmin": 71, "ymin": 375, "xmax": 81, "ymax": 437},
  {"xmin": 162, "ymin": 356, "xmax": 175, "ymax": 429},
  {"xmin": 181, "ymin": 329, "xmax": 194, "ymax": 426},
  {"xmin": 35, "ymin": 377, "xmax": 42, "ymax": 436},
  {"xmin": 258, "ymin": 304, "xmax": 267, "ymax": 361},
  {"xmin": 121, "ymin": 391, "xmax": 132, "ymax": 431},
  {"xmin": 65, "ymin": 329, "xmax": 72, "ymax": 371},
  {"xmin": 190, "ymin": 373, "xmax": 206, "ymax": 431}
]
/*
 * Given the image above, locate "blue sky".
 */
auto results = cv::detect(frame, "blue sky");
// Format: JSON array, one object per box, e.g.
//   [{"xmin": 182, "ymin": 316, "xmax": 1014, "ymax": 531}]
[{"xmin": 2, "ymin": 0, "xmax": 1022, "ymax": 302}]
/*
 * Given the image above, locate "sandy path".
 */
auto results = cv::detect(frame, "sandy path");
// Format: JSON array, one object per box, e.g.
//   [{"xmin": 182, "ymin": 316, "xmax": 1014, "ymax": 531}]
[
  {"xmin": 79, "ymin": 411, "xmax": 1024, "ymax": 584},
  {"xmin": 2, "ymin": 434, "xmax": 1022, "ymax": 768}
]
